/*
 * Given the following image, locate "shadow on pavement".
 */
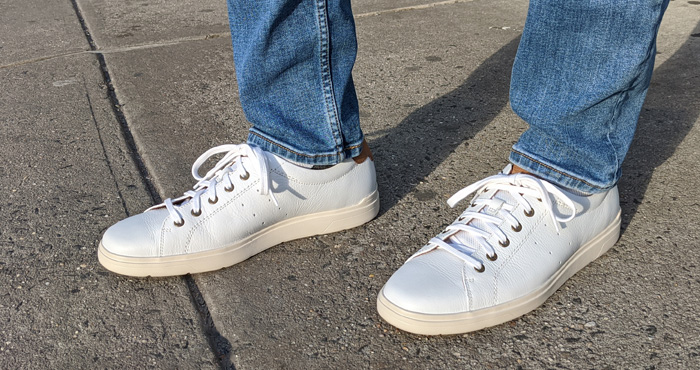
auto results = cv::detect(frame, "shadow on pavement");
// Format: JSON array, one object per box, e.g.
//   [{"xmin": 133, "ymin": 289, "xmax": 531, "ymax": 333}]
[
  {"xmin": 368, "ymin": 37, "xmax": 521, "ymax": 212},
  {"xmin": 619, "ymin": 21, "xmax": 700, "ymax": 231},
  {"xmin": 368, "ymin": 20, "xmax": 700, "ymax": 233}
]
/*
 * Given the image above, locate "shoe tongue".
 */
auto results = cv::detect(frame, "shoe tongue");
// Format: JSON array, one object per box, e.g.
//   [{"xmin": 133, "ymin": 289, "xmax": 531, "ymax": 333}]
[
  {"xmin": 484, "ymin": 187, "xmax": 517, "ymax": 214},
  {"xmin": 445, "ymin": 187, "xmax": 516, "ymax": 252},
  {"xmin": 440, "ymin": 166, "xmax": 526, "ymax": 256}
]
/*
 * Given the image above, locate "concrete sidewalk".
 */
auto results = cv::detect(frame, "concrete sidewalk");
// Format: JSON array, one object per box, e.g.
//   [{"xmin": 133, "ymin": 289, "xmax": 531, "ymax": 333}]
[{"xmin": 2, "ymin": 0, "xmax": 699, "ymax": 368}]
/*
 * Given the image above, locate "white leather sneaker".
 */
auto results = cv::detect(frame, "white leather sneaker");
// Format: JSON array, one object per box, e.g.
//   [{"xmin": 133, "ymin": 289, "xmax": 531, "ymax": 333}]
[
  {"xmin": 377, "ymin": 165, "xmax": 620, "ymax": 335},
  {"xmin": 98, "ymin": 143, "xmax": 379, "ymax": 277}
]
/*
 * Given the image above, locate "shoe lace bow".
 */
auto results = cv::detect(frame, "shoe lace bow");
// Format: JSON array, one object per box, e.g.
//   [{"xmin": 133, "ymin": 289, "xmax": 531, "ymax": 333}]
[
  {"xmin": 147, "ymin": 144, "xmax": 278, "ymax": 225},
  {"xmin": 408, "ymin": 170, "xmax": 577, "ymax": 271}
]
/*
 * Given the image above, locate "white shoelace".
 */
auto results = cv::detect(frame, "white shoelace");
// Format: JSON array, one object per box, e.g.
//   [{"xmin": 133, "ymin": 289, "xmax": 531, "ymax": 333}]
[
  {"xmin": 147, "ymin": 144, "xmax": 278, "ymax": 225},
  {"xmin": 407, "ymin": 171, "xmax": 577, "ymax": 271}
]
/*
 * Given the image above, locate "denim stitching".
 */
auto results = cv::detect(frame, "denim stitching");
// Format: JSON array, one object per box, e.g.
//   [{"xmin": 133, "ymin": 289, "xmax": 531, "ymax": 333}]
[
  {"xmin": 604, "ymin": 2, "xmax": 666, "ymax": 184},
  {"xmin": 510, "ymin": 149, "xmax": 604, "ymax": 189},
  {"xmin": 604, "ymin": 90, "xmax": 626, "ymax": 180},
  {"xmin": 314, "ymin": 0, "xmax": 344, "ymax": 155},
  {"xmin": 604, "ymin": 41, "xmax": 653, "ymax": 177},
  {"xmin": 250, "ymin": 131, "xmax": 361, "ymax": 158}
]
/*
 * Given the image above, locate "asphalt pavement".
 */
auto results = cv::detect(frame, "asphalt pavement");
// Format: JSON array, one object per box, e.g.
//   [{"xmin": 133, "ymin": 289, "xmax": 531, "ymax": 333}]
[{"xmin": 2, "ymin": 0, "xmax": 699, "ymax": 368}]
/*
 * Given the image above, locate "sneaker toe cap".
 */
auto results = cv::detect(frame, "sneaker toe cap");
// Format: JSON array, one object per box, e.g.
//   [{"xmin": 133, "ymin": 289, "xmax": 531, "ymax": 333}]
[
  {"xmin": 101, "ymin": 212, "xmax": 162, "ymax": 258},
  {"xmin": 382, "ymin": 250, "xmax": 470, "ymax": 315}
]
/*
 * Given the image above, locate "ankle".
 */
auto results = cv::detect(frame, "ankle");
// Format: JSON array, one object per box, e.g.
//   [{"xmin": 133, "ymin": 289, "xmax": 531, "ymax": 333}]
[
  {"xmin": 509, "ymin": 164, "xmax": 533, "ymax": 175},
  {"xmin": 353, "ymin": 140, "xmax": 374, "ymax": 164}
]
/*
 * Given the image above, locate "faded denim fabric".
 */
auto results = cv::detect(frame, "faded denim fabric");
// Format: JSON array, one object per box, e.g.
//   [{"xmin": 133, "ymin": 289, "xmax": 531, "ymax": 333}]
[
  {"xmin": 509, "ymin": 0, "xmax": 669, "ymax": 194},
  {"xmin": 227, "ymin": 0, "xmax": 668, "ymax": 190},
  {"xmin": 227, "ymin": 0, "xmax": 363, "ymax": 166}
]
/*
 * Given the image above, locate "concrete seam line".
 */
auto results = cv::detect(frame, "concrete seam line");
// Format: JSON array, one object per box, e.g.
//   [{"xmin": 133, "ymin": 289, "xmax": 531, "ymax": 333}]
[
  {"xmin": 355, "ymin": 0, "xmax": 474, "ymax": 18},
  {"xmin": 68, "ymin": 0, "xmax": 235, "ymax": 368},
  {"xmin": 184, "ymin": 276, "xmax": 236, "ymax": 370},
  {"xmin": 4, "ymin": 0, "xmax": 475, "ymax": 67},
  {"xmin": 0, "ymin": 33, "xmax": 228, "ymax": 68},
  {"xmin": 0, "ymin": 51, "xmax": 89, "ymax": 69},
  {"xmin": 68, "ymin": 0, "xmax": 161, "ymax": 204},
  {"xmin": 82, "ymin": 80, "xmax": 131, "ymax": 217},
  {"xmin": 93, "ymin": 34, "xmax": 230, "ymax": 54}
]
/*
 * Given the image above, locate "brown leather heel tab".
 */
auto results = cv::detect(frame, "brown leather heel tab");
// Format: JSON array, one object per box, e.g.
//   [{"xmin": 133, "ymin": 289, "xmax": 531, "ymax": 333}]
[{"xmin": 353, "ymin": 140, "xmax": 374, "ymax": 164}]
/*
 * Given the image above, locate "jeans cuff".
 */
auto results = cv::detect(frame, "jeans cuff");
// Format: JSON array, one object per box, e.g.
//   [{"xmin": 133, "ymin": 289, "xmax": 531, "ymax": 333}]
[
  {"xmin": 247, "ymin": 130, "xmax": 364, "ymax": 166},
  {"xmin": 508, "ymin": 149, "xmax": 614, "ymax": 195}
]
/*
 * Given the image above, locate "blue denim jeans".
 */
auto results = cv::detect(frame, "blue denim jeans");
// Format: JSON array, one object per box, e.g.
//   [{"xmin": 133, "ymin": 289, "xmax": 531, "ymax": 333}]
[
  {"xmin": 227, "ymin": 0, "xmax": 363, "ymax": 166},
  {"xmin": 226, "ymin": 0, "xmax": 668, "ymax": 193},
  {"xmin": 509, "ymin": 0, "xmax": 669, "ymax": 194}
]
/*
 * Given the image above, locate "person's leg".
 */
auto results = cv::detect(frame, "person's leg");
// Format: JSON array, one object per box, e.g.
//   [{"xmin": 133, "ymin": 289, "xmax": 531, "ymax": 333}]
[
  {"xmin": 378, "ymin": 0, "xmax": 668, "ymax": 335},
  {"xmin": 509, "ymin": 0, "xmax": 670, "ymax": 194},
  {"xmin": 98, "ymin": 0, "xmax": 379, "ymax": 277},
  {"xmin": 227, "ymin": 0, "xmax": 364, "ymax": 166}
]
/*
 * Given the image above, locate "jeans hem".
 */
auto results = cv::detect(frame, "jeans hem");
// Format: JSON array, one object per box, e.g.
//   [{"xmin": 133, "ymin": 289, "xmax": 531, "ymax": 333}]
[
  {"xmin": 248, "ymin": 130, "xmax": 364, "ymax": 166},
  {"xmin": 509, "ymin": 149, "xmax": 614, "ymax": 195}
]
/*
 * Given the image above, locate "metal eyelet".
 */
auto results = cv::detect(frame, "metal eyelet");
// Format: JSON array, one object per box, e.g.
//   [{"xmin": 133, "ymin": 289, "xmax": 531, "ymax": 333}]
[
  {"xmin": 512, "ymin": 223, "xmax": 522, "ymax": 232},
  {"xmin": 487, "ymin": 253, "xmax": 498, "ymax": 261},
  {"xmin": 224, "ymin": 184, "xmax": 234, "ymax": 192},
  {"xmin": 474, "ymin": 264, "xmax": 485, "ymax": 273},
  {"xmin": 173, "ymin": 219, "xmax": 185, "ymax": 227},
  {"xmin": 458, "ymin": 216, "xmax": 466, "ymax": 221},
  {"xmin": 208, "ymin": 196, "xmax": 218, "ymax": 205},
  {"xmin": 191, "ymin": 209, "xmax": 201, "ymax": 217},
  {"xmin": 240, "ymin": 171, "xmax": 250, "ymax": 181},
  {"xmin": 537, "ymin": 198, "xmax": 543, "ymax": 202},
  {"xmin": 499, "ymin": 238, "xmax": 510, "ymax": 248},
  {"xmin": 524, "ymin": 208, "xmax": 535, "ymax": 217}
]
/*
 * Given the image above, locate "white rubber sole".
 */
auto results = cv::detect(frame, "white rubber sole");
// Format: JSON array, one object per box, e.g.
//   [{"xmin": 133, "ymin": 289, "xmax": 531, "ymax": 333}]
[
  {"xmin": 377, "ymin": 210, "xmax": 621, "ymax": 335},
  {"xmin": 98, "ymin": 190, "xmax": 380, "ymax": 277}
]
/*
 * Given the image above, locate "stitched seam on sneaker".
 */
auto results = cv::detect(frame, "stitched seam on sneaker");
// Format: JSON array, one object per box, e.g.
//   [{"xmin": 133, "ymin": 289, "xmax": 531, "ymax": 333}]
[
  {"xmin": 493, "ymin": 205, "xmax": 546, "ymax": 302},
  {"xmin": 184, "ymin": 180, "xmax": 259, "ymax": 254},
  {"xmin": 462, "ymin": 266, "xmax": 473, "ymax": 312},
  {"xmin": 160, "ymin": 216, "xmax": 171, "ymax": 258}
]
